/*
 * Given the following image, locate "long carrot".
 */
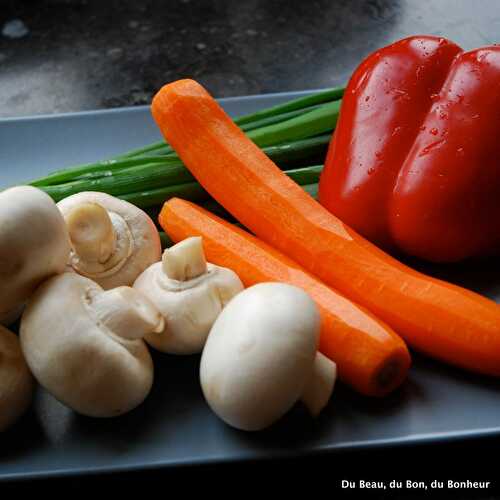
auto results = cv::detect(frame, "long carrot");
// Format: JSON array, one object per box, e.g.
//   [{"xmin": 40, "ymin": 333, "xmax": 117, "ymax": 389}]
[
  {"xmin": 152, "ymin": 79, "xmax": 500, "ymax": 377},
  {"xmin": 160, "ymin": 198, "xmax": 410, "ymax": 396}
]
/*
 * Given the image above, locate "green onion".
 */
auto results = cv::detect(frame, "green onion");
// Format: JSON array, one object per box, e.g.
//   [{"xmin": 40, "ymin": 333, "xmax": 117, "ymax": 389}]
[
  {"xmin": 245, "ymin": 100, "xmax": 340, "ymax": 148},
  {"xmin": 118, "ymin": 86, "xmax": 343, "ymax": 159},
  {"xmin": 27, "ymin": 88, "xmax": 341, "ymax": 216},
  {"xmin": 117, "ymin": 165, "xmax": 322, "ymax": 209},
  {"xmin": 75, "ymin": 133, "xmax": 330, "ymax": 184},
  {"xmin": 31, "ymin": 103, "xmax": 336, "ymax": 189},
  {"xmin": 235, "ymin": 86, "xmax": 344, "ymax": 125},
  {"xmin": 239, "ymin": 104, "xmax": 322, "ymax": 132},
  {"xmin": 31, "ymin": 156, "xmax": 178, "ymax": 187},
  {"xmin": 120, "ymin": 182, "xmax": 207, "ymax": 208},
  {"xmin": 36, "ymin": 135, "xmax": 330, "ymax": 203},
  {"xmin": 124, "ymin": 104, "xmax": 324, "ymax": 160},
  {"xmin": 260, "ymin": 134, "xmax": 330, "ymax": 167}
]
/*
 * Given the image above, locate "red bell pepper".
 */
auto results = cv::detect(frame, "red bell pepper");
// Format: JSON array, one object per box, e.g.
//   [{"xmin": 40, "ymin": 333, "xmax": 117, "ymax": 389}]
[{"xmin": 319, "ymin": 35, "xmax": 500, "ymax": 262}]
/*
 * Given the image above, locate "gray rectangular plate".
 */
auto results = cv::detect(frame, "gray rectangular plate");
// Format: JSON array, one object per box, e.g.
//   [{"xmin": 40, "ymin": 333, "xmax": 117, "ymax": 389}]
[{"xmin": 1, "ymin": 91, "xmax": 499, "ymax": 481}]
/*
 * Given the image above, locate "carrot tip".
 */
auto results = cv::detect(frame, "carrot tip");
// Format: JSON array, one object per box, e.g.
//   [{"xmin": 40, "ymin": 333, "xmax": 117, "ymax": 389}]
[{"xmin": 374, "ymin": 352, "xmax": 411, "ymax": 397}]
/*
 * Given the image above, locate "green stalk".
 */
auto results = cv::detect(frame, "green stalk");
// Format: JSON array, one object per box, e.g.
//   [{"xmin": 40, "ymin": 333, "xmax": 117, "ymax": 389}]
[
  {"xmin": 235, "ymin": 86, "xmax": 344, "ymax": 125},
  {"xmin": 31, "ymin": 156, "xmax": 178, "ymax": 187},
  {"xmin": 117, "ymin": 141, "xmax": 172, "ymax": 160},
  {"xmin": 260, "ymin": 133, "xmax": 330, "ymax": 167},
  {"xmin": 41, "ymin": 160, "xmax": 188, "ymax": 202},
  {"xmin": 246, "ymin": 100, "xmax": 340, "ymax": 148},
  {"xmin": 117, "ymin": 165, "xmax": 322, "ymax": 209},
  {"xmin": 121, "ymin": 182, "xmax": 209, "ymax": 208},
  {"xmin": 31, "ymin": 97, "xmax": 338, "ymax": 188},
  {"xmin": 37, "ymin": 134, "xmax": 330, "ymax": 203},
  {"xmin": 123, "ymin": 104, "xmax": 324, "ymax": 160},
  {"xmin": 78, "ymin": 134, "xmax": 330, "ymax": 183},
  {"xmin": 239, "ymin": 104, "xmax": 321, "ymax": 132},
  {"xmin": 31, "ymin": 105, "xmax": 335, "ymax": 188},
  {"xmin": 119, "ymin": 86, "xmax": 343, "ymax": 159},
  {"xmin": 120, "ymin": 133, "xmax": 330, "ymax": 181},
  {"xmin": 119, "ymin": 99, "xmax": 339, "ymax": 166}
]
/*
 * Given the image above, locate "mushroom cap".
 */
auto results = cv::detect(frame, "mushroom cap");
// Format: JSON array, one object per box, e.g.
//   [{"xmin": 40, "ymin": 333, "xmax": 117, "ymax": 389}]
[
  {"xmin": 134, "ymin": 262, "xmax": 243, "ymax": 354},
  {"xmin": 20, "ymin": 273, "xmax": 154, "ymax": 417},
  {"xmin": 200, "ymin": 282, "xmax": 320, "ymax": 431},
  {"xmin": 0, "ymin": 325, "xmax": 34, "ymax": 431},
  {"xmin": 57, "ymin": 192, "xmax": 161, "ymax": 289},
  {"xmin": 0, "ymin": 186, "xmax": 71, "ymax": 323}
]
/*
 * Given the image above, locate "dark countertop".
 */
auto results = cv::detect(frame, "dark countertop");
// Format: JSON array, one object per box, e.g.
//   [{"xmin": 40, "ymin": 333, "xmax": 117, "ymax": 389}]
[
  {"xmin": 2, "ymin": 1, "xmax": 500, "ymax": 497},
  {"xmin": 2, "ymin": 0, "xmax": 500, "ymax": 117}
]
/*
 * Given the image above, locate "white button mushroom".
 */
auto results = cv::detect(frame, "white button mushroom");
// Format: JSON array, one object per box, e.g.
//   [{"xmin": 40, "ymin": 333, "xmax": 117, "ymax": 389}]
[
  {"xmin": 20, "ymin": 273, "xmax": 164, "ymax": 417},
  {"xmin": 0, "ymin": 186, "xmax": 71, "ymax": 325},
  {"xmin": 200, "ymin": 282, "xmax": 337, "ymax": 431},
  {"xmin": 134, "ymin": 237, "xmax": 244, "ymax": 354},
  {"xmin": 0, "ymin": 325, "xmax": 34, "ymax": 431},
  {"xmin": 57, "ymin": 192, "xmax": 161, "ymax": 289}
]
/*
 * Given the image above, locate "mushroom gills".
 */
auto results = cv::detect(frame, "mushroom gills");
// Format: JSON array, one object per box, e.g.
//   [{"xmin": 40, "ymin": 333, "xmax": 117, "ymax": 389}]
[{"xmin": 58, "ymin": 192, "xmax": 162, "ymax": 289}]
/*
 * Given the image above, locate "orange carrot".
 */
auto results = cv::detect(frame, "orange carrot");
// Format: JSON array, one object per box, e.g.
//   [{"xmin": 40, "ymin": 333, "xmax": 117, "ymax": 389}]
[
  {"xmin": 160, "ymin": 198, "xmax": 411, "ymax": 397},
  {"xmin": 152, "ymin": 79, "xmax": 500, "ymax": 377}
]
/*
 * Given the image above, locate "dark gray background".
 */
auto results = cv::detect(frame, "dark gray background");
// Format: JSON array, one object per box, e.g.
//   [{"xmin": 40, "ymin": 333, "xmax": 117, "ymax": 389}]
[
  {"xmin": 1, "ymin": 0, "xmax": 500, "ymax": 117},
  {"xmin": 1, "ymin": 1, "xmax": 500, "ymax": 498}
]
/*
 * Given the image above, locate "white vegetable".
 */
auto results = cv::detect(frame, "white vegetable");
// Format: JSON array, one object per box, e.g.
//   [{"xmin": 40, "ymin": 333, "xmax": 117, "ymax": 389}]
[
  {"xmin": 0, "ymin": 186, "xmax": 71, "ymax": 325},
  {"xmin": 57, "ymin": 192, "xmax": 161, "ymax": 289},
  {"xmin": 0, "ymin": 325, "xmax": 34, "ymax": 431},
  {"xmin": 200, "ymin": 282, "xmax": 336, "ymax": 431},
  {"xmin": 134, "ymin": 237, "xmax": 244, "ymax": 354},
  {"xmin": 20, "ymin": 273, "xmax": 164, "ymax": 417}
]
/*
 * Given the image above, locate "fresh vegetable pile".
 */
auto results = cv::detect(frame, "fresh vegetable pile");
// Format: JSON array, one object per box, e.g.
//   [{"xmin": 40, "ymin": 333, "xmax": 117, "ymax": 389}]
[
  {"xmin": 1, "ymin": 34, "xmax": 499, "ymax": 435},
  {"xmin": 161, "ymin": 198, "xmax": 410, "ymax": 397},
  {"xmin": 152, "ymin": 77, "xmax": 500, "ymax": 380},
  {"xmin": 30, "ymin": 87, "xmax": 344, "ymax": 219}
]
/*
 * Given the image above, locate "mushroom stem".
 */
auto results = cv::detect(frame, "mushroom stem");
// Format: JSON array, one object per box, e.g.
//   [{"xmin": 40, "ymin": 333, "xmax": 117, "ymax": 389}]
[
  {"xmin": 66, "ymin": 202, "xmax": 116, "ymax": 264},
  {"xmin": 90, "ymin": 287, "xmax": 164, "ymax": 340},
  {"xmin": 162, "ymin": 236, "xmax": 208, "ymax": 281},
  {"xmin": 300, "ymin": 352, "xmax": 337, "ymax": 417}
]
